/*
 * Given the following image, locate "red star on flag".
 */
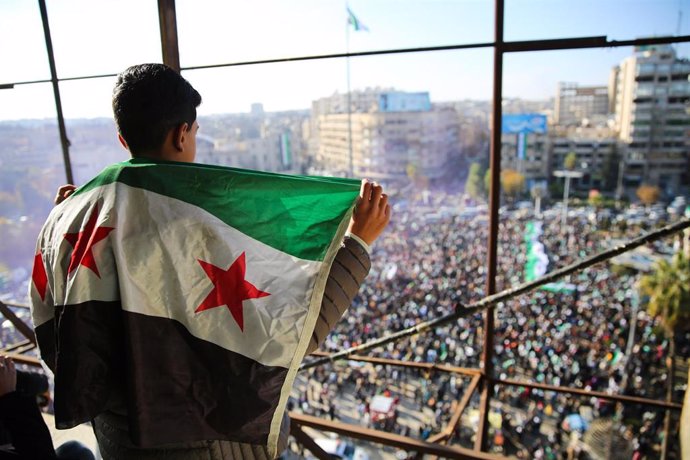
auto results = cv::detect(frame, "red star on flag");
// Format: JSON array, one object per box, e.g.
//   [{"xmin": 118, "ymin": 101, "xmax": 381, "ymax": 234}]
[
  {"xmin": 32, "ymin": 253, "xmax": 48, "ymax": 301},
  {"xmin": 196, "ymin": 252, "xmax": 270, "ymax": 331},
  {"xmin": 64, "ymin": 205, "xmax": 115, "ymax": 278}
]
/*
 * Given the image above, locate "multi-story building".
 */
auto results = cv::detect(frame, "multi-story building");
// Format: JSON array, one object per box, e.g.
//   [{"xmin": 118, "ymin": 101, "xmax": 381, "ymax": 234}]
[
  {"xmin": 554, "ymin": 82, "xmax": 609, "ymax": 127},
  {"xmin": 500, "ymin": 131, "xmax": 550, "ymax": 183},
  {"xmin": 550, "ymin": 125, "xmax": 620, "ymax": 192},
  {"xmin": 611, "ymin": 45, "xmax": 690, "ymax": 196},
  {"xmin": 311, "ymin": 90, "xmax": 459, "ymax": 181},
  {"xmin": 195, "ymin": 113, "xmax": 307, "ymax": 174}
]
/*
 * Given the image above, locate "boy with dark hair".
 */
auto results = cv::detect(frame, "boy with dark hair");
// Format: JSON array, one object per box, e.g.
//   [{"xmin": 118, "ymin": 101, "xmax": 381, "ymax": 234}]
[
  {"xmin": 35, "ymin": 63, "xmax": 390, "ymax": 459},
  {"xmin": 112, "ymin": 63, "xmax": 202, "ymax": 158}
]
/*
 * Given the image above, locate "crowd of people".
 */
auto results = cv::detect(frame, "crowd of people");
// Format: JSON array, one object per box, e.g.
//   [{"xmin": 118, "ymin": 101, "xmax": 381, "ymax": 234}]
[
  {"xmin": 295, "ymin": 187, "xmax": 687, "ymax": 459},
  {"xmin": 1, "ymin": 181, "xmax": 686, "ymax": 458}
]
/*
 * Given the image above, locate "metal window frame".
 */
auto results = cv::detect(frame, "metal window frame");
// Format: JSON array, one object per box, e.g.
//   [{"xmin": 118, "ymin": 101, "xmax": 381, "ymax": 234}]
[{"xmin": 1, "ymin": 0, "xmax": 689, "ymax": 455}]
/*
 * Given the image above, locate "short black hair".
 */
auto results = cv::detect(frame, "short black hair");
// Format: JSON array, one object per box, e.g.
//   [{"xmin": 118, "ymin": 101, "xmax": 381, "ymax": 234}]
[{"xmin": 112, "ymin": 63, "xmax": 202, "ymax": 155}]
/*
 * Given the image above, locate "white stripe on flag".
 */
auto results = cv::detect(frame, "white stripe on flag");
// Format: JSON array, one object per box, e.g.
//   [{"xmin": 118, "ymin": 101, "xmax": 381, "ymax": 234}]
[{"xmin": 43, "ymin": 183, "xmax": 323, "ymax": 368}]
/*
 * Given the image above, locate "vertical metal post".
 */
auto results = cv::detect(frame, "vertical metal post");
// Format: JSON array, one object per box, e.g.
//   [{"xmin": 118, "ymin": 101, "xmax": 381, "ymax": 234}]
[
  {"xmin": 346, "ymin": 5, "xmax": 354, "ymax": 178},
  {"xmin": 562, "ymin": 175, "xmax": 571, "ymax": 227},
  {"xmin": 38, "ymin": 0, "xmax": 73, "ymax": 185},
  {"xmin": 475, "ymin": 0, "xmax": 504, "ymax": 451},
  {"xmin": 158, "ymin": 0, "xmax": 181, "ymax": 72}
]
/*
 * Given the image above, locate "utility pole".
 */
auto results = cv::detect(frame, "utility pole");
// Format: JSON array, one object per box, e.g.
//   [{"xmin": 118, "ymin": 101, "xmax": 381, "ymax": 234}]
[{"xmin": 553, "ymin": 170, "xmax": 583, "ymax": 227}]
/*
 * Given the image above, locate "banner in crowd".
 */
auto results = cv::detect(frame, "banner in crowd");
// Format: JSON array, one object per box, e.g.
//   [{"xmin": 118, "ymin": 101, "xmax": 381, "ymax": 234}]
[{"xmin": 524, "ymin": 220, "xmax": 576, "ymax": 293}]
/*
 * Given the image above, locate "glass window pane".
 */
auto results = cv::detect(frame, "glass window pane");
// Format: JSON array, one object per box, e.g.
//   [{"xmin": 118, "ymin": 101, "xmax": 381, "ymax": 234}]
[
  {"xmin": 0, "ymin": 1, "xmax": 50, "ymax": 83},
  {"xmin": 262, "ymin": 49, "xmax": 492, "ymax": 451},
  {"xmin": 505, "ymin": 0, "xmax": 688, "ymax": 45},
  {"xmin": 0, "ymin": 85, "xmax": 66, "ymax": 305},
  {"xmin": 177, "ymin": 0, "xmax": 493, "ymax": 68},
  {"xmin": 59, "ymin": 77, "xmax": 125, "ymax": 184},
  {"xmin": 184, "ymin": 49, "xmax": 491, "ymax": 178},
  {"xmin": 45, "ymin": 0, "xmax": 162, "ymax": 79},
  {"xmin": 0, "ymin": 83, "xmax": 56, "ymax": 121},
  {"xmin": 497, "ymin": 45, "xmax": 688, "ymax": 455}
]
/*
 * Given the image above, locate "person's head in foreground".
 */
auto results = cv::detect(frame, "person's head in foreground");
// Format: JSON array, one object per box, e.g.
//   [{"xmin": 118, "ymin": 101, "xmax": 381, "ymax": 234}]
[{"xmin": 112, "ymin": 63, "xmax": 202, "ymax": 162}]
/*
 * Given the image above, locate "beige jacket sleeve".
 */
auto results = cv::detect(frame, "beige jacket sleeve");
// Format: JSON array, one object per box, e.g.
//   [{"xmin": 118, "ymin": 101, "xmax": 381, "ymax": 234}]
[{"xmin": 306, "ymin": 236, "xmax": 371, "ymax": 354}]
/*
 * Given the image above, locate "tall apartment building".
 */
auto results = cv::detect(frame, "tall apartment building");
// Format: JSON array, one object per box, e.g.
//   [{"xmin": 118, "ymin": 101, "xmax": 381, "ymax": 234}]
[
  {"xmin": 610, "ymin": 45, "xmax": 690, "ymax": 196},
  {"xmin": 554, "ymin": 82, "xmax": 609, "ymax": 127},
  {"xmin": 311, "ymin": 90, "xmax": 459, "ymax": 181}
]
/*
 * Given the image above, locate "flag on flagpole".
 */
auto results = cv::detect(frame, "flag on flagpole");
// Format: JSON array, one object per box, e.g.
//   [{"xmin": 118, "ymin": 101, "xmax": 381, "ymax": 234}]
[
  {"xmin": 30, "ymin": 158, "xmax": 360, "ymax": 457},
  {"xmin": 347, "ymin": 6, "xmax": 369, "ymax": 31}
]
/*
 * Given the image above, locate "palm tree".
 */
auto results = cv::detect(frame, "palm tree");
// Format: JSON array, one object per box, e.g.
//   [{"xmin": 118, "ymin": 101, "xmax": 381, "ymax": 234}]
[{"xmin": 639, "ymin": 251, "xmax": 690, "ymax": 459}]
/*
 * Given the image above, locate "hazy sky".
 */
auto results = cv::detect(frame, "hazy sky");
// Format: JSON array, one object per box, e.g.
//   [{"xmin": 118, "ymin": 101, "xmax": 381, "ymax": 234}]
[{"xmin": 0, "ymin": 0, "xmax": 688, "ymax": 121}]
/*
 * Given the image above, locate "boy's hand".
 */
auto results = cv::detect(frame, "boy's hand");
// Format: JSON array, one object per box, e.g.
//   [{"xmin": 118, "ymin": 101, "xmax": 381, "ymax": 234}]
[
  {"xmin": 54, "ymin": 184, "xmax": 77, "ymax": 205},
  {"xmin": 348, "ymin": 180, "xmax": 391, "ymax": 246},
  {"xmin": 0, "ymin": 356, "xmax": 16, "ymax": 397}
]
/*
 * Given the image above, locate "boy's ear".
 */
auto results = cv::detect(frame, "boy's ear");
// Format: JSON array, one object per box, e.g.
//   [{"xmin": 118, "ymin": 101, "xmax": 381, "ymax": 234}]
[
  {"xmin": 117, "ymin": 133, "xmax": 129, "ymax": 150},
  {"xmin": 173, "ymin": 123, "xmax": 189, "ymax": 152}
]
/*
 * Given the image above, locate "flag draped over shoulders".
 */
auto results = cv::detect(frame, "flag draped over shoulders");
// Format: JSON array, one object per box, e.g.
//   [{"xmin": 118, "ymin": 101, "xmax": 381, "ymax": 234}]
[{"xmin": 29, "ymin": 158, "xmax": 360, "ymax": 457}]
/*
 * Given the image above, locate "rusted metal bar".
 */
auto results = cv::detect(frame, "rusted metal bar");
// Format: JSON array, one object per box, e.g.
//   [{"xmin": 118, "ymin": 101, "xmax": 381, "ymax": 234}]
[
  {"xmin": 494, "ymin": 378, "xmax": 682, "ymax": 411},
  {"xmin": 1, "ymin": 302, "xmax": 30, "ymax": 310},
  {"xmin": 1, "ymin": 339, "xmax": 33, "ymax": 353},
  {"xmin": 428, "ymin": 374, "xmax": 482, "ymax": 444},
  {"xmin": 4, "ymin": 36, "xmax": 689, "ymax": 89},
  {"xmin": 158, "ymin": 0, "xmax": 181, "ymax": 72},
  {"xmin": 290, "ymin": 422, "xmax": 332, "ymax": 460},
  {"xmin": 0, "ymin": 301, "xmax": 36, "ymax": 344},
  {"xmin": 11, "ymin": 343, "xmax": 37, "ymax": 355},
  {"xmin": 477, "ymin": 0, "xmax": 504, "ymax": 450},
  {"xmin": 309, "ymin": 351, "xmax": 480, "ymax": 377},
  {"xmin": 3, "ymin": 352, "xmax": 42, "ymax": 367},
  {"xmin": 179, "ymin": 35, "xmax": 690, "ymax": 73},
  {"xmin": 505, "ymin": 35, "xmax": 690, "ymax": 52},
  {"xmin": 37, "ymin": 0, "xmax": 73, "ymax": 185},
  {"xmin": 301, "ymin": 218, "xmax": 690, "ymax": 371},
  {"xmin": 289, "ymin": 412, "xmax": 505, "ymax": 459}
]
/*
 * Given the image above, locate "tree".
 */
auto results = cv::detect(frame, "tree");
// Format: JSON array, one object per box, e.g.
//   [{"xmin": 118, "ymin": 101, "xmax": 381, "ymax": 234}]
[
  {"xmin": 636, "ymin": 184, "xmax": 661, "ymax": 205},
  {"xmin": 484, "ymin": 168, "xmax": 492, "ymax": 199},
  {"xmin": 500, "ymin": 169, "xmax": 525, "ymax": 201},
  {"xmin": 465, "ymin": 162, "xmax": 485, "ymax": 201},
  {"xmin": 406, "ymin": 163, "xmax": 417, "ymax": 182},
  {"xmin": 639, "ymin": 251, "xmax": 690, "ymax": 459},
  {"xmin": 564, "ymin": 151, "xmax": 578, "ymax": 170}
]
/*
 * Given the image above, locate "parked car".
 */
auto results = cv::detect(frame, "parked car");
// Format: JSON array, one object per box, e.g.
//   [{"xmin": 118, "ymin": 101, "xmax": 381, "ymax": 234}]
[{"xmin": 311, "ymin": 436, "xmax": 370, "ymax": 460}]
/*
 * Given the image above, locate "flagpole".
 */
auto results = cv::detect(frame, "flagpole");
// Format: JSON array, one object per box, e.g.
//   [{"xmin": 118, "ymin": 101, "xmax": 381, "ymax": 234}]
[{"xmin": 346, "ymin": 2, "xmax": 354, "ymax": 178}]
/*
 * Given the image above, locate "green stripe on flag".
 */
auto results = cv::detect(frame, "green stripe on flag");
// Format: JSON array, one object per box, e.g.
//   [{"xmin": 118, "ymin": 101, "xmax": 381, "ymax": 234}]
[
  {"xmin": 524, "ymin": 221, "xmax": 538, "ymax": 282},
  {"xmin": 72, "ymin": 159, "xmax": 360, "ymax": 261}
]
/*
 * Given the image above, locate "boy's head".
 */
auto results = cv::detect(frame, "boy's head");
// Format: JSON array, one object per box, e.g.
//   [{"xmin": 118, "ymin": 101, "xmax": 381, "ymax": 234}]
[{"xmin": 112, "ymin": 63, "xmax": 202, "ymax": 161}]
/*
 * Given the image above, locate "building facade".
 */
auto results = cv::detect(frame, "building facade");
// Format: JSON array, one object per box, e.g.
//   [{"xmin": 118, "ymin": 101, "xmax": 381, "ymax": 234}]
[
  {"xmin": 550, "ymin": 126, "xmax": 620, "ymax": 193},
  {"xmin": 611, "ymin": 45, "xmax": 690, "ymax": 196},
  {"xmin": 554, "ymin": 82, "xmax": 609, "ymax": 127},
  {"xmin": 500, "ymin": 131, "xmax": 550, "ymax": 183},
  {"xmin": 311, "ymin": 90, "xmax": 459, "ymax": 181}
]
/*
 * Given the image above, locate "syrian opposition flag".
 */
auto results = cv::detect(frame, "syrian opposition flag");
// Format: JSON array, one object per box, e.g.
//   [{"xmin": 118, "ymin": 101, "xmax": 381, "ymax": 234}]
[
  {"xmin": 30, "ymin": 158, "xmax": 360, "ymax": 457},
  {"xmin": 523, "ymin": 220, "xmax": 576, "ymax": 294},
  {"xmin": 347, "ymin": 6, "xmax": 369, "ymax": 31},
  {"xmin": 523, "ymin": 221, "xmax": 549, "ymax": 282}
]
